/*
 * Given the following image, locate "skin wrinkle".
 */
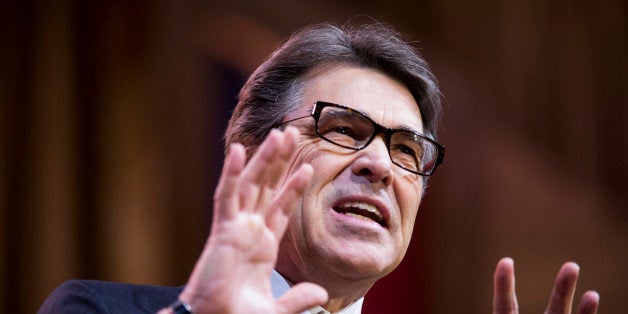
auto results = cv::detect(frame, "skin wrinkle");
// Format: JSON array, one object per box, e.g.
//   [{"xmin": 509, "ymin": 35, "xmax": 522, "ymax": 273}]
[
  {"xmin": 269, "ymin": 66, "xmax": 428, "ymax": 312},
  {"xmin": 273, "ymin": 64, "xmax": 425, "ymax": 311},
  {"xmin": 156, "ymin": 23, "xmax": 600, "ymax": 314}
]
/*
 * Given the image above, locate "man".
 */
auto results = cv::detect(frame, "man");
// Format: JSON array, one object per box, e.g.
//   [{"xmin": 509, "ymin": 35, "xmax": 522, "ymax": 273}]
[{"xmin": 40, "ymin": 22, "xmax": 599, "ymax": 314}]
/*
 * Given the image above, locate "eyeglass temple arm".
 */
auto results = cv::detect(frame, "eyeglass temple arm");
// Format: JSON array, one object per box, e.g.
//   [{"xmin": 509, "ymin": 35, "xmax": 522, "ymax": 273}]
[{"xmin": 281, "ymin": 103, "xmax": 317, "ymax": 124}]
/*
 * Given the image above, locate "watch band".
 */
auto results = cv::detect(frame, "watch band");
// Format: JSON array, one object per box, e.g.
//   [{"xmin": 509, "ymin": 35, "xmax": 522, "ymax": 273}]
[{"xmin": 169, "ymin": 299, "xmax": 193, "ymax": 314}]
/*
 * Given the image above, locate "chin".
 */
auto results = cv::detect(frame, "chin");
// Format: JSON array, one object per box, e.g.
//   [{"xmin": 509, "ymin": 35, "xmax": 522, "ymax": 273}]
[{"xmin": 323, "ymin": 242, "xmax": 401, "ymax": 280}]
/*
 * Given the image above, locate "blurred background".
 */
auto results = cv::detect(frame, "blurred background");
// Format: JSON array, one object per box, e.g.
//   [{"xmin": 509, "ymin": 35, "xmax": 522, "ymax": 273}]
[{"xmin": 2, "ymin": 1, "xmax": 626, "ymax": 313}]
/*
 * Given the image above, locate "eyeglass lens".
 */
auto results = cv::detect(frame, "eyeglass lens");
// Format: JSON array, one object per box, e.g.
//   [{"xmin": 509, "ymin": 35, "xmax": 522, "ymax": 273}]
[{"xmin": 316, "ymin": 105, "xmax": 438, "ymax": 175}]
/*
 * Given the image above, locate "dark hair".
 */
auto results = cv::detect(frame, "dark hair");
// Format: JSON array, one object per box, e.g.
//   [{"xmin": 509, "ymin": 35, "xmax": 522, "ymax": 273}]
[{"xmin": 225, "ymin": 22, "xmax": 442, "ymax": 159}]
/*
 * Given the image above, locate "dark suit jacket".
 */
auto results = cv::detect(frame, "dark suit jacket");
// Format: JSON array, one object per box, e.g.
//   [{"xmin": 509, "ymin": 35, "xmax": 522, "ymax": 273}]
[{"xmin": 38, "ymin": 280, "xmax": 183, "ymax": 313}]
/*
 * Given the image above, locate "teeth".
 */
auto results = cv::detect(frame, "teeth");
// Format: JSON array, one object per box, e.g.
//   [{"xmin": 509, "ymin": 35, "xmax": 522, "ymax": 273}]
[
  {"xmin": 338, "ymin": 201, "xmax": 383, "ymax": 221},
  {"xmin": 345, "ymin": 213, "xmax": 372, "ymax": 221}
]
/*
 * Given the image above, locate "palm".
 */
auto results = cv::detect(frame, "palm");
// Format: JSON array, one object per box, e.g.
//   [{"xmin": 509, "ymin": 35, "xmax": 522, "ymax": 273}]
[
  {"xmin": 177, "ymin": 127, "xmax": 327, "ymax": 314},
  {"xmin": 207, "ymin": 213, "xmax": 284, "ymax": 310}
]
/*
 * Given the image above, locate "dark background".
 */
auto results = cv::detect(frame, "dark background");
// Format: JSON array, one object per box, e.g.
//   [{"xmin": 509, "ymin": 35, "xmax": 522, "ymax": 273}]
[{"xmin": 2, "ymin": 1, "xmax": 626, "ymax": 313}]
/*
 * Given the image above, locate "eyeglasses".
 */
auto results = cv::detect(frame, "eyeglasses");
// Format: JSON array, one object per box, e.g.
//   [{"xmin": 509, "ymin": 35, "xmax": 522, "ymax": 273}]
[{"xmin": 279, "ymin": 101, "xmax": 445, "ymax": 176}]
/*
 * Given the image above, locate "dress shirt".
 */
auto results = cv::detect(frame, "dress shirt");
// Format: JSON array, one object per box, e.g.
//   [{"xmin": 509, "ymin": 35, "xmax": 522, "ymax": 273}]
[{"xmin": 271, "ymin": 270, "xmax": 364, "ymax": 314}]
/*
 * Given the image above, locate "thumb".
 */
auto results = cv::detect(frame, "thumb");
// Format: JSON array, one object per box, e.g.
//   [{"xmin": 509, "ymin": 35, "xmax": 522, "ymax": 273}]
[{"xmin": 275, "ymin": 282, "xmax": 328, "ymax": 314}]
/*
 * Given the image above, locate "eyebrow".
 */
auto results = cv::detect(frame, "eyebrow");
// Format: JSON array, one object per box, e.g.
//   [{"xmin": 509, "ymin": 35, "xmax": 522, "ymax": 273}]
[
  {"xmin": 393, "ymin": 124, "xmax": 425, "ymax": 136},
  {"xmin": 359, "ymin": 109, "xmax": 425, "ymax": 136},
  {"xmin": 325, "ymin": 108, "xmax": 359, "ymax": 120},
  {"xmin": 343, "ymin": 104, "xmax": 425, "ymax": 135}
]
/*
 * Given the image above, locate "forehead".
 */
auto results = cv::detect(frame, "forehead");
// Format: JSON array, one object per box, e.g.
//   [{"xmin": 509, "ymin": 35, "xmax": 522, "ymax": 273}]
[{"xmin": 301, "ymin": 64, "xmax": 424, "ymax": 133}]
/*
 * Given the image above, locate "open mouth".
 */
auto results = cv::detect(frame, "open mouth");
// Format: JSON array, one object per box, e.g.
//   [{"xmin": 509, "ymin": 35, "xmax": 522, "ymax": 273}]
[{"xmin": 333, "ymin": 201, "xmax": 387, "ymax": 227}]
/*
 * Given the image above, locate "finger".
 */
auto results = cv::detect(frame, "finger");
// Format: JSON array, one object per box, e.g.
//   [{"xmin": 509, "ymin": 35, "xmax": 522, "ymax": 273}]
[
  {"xmin": 252, "ymin": 126, "xmax": 301, "ymax": 214},
  {"xmin": 266, "ymin": 163, "xmax": 314, "ymax": 237},
  {"xmin": 263, "ymin": 126, "xmax": 300, "ymax": 188},
  {"xmin": 213, "ymin": 143, "xmax": 246, "ymax": 220},
  {"xmin": 545, "ymin": 262, "xmax": 580, "ymax": 314},
  {"xmin": 275, "ymin": 282, "xmax": 328, "ymax": 314},
  {"xmin": 238, "ymin": 127, "xmax": 299, "ymax": 213},
  {"xmin": 237, "ymin": 129, "xmax": 282, "ymax": 213},
  {"xmin": 493, "ymin": 257, "xmax": 518, "ymax": 314},
  {"xmin": 576, "ymin": 291, "xmax": 599, "ymax": 314}
]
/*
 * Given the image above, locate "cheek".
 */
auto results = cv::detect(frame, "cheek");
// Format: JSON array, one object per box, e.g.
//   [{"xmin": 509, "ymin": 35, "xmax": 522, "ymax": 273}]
[
  {"xmin": 292, "ymin": 140, "xmax": 345, "ymax": 183},
  {"xmin": 288, "ymin": 138, "xmax": 322, "ymax": 169},
  {"xmin": 402, "ymin": 206, "xmax": 419, "ymax": 234},
  {"xmin": 397, "ymin": 184, "xmax": 423, "ymax": 235},
  {"xmin": 288, "ymin": 143, "xmax": 330, "ymax": 217}
]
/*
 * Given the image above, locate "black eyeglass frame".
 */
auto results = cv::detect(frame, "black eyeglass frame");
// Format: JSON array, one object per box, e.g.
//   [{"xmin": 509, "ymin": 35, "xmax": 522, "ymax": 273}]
[{"xmin": 279, "ymin": 101, "xmax": 445, "ymax": 176}]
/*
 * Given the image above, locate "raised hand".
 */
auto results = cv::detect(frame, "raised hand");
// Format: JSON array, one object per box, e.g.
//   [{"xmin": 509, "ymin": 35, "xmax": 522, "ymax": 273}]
[
  {"xmin": 493, "ymin": 257, "xmax": 599, "ymax": 314},
  {"xmin": 163, "ymin": 126, "xmax": 327, "ymax": 314}
]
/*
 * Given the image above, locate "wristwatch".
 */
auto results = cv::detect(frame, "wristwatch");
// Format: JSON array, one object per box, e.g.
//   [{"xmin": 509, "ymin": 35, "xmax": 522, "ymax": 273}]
[{"xmin": 169, "ymin": 299, "xmax": 193, "ymax": 314}]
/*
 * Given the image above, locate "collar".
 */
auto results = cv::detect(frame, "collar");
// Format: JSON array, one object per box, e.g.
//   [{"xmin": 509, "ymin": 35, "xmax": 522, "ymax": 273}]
[{"xmin": 271, "ymin": 270, "xmax": 364, "ymax": 314}]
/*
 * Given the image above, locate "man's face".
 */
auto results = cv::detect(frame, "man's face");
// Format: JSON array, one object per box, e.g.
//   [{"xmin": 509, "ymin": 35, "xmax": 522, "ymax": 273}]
[{"xmin": 276, "ymin": 64, "xmax": 425, "ymax": 286}]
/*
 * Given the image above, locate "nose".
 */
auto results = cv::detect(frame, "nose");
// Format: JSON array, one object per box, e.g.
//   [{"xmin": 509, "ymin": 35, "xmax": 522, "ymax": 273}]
[{"xmin": 350, "ymin": 136, "xmax": 394, "ymax": 186}]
